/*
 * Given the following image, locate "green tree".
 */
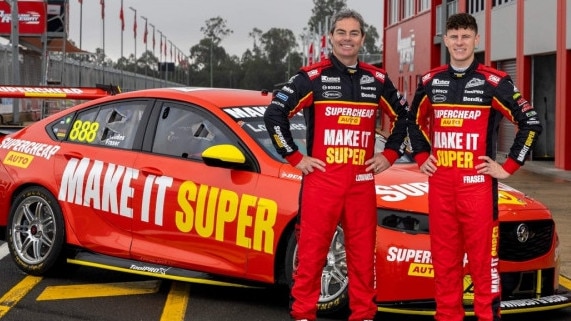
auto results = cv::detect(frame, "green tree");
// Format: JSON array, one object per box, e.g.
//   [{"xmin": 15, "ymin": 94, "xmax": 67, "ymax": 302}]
[
  {"xmin": 308, "ymin": 0, "xmax": 347, "ymax": 33},
  {"xmin": 193, "ymin": 16, "xmax": 234, "ymax": 87},
  {"xmin": 260, "ymin": 28, "xmax": 298, "ymax": 65},
  {"xmin": 307, "ymin": 0, "xmax": 381, "ymax": 61},
  {"xmin": 200, "ymin": 16, "xmax": 233, "ymax": 45}
]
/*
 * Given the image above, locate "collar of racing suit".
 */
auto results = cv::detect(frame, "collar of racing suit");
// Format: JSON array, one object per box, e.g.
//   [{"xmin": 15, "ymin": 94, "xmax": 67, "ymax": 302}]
[
  {"xmin": 447, "ymin": 59, "xmax": 479, "ymax": 79},
  {"xmin": 329, "ymin": 53, "xmax": 361, "ymax": 76}
]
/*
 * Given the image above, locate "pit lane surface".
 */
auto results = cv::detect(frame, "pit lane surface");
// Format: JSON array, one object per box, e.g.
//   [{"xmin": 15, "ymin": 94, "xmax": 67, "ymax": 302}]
[
  {"xmin": 1, "ymin": 166, "xmax": 571, "ymax": 321},
  {"xmin": 1, "ymin": 246, "xmax": 570, "ymax": 320}
]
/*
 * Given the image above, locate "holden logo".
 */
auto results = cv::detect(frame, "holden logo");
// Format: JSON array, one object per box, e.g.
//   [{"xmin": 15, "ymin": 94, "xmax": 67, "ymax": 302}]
[{"xmin": 516, "ymin": 223, "xmax": 530, "ymax": 243}]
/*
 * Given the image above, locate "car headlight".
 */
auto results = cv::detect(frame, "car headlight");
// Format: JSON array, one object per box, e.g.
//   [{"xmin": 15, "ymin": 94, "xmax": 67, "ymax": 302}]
[{"xmin": 377, "ymin": 209, "xmax": 428, "ymax": 234}]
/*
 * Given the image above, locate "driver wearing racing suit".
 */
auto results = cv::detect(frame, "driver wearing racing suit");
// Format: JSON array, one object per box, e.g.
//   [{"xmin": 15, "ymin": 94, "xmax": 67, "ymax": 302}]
[
  {"xmin": 407, "ymin": 13, "xmax": 543, "ymax": 321},
  {"xmin": 264, "ymin": 9, "xmax": 408, "ymax": 321}
]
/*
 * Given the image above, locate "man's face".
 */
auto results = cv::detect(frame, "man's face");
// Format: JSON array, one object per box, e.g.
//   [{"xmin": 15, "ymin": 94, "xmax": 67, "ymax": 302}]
[
  {"xmin": 329, "ymin": 17, "xmax": 365, "ymax": 64},
  {"xmin": 444, "ymin": 27, "xmax": 479, "ymax": 67}
]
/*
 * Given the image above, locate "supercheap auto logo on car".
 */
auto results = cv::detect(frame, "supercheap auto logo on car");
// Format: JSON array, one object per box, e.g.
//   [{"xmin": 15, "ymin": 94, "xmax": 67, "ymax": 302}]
[{"xmin": 0, "ymin": 137, "xmax": 60, "ymax": 168}]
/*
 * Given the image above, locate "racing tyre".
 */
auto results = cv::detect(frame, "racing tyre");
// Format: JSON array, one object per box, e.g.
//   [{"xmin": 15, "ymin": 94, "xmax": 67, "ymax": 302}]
[
  {"xmin": 285, "ymin": 225, "xmax": 349, "ymax": 316},
  {"xmin": 7, "ymin": 186, "xmax": 66, "ymax": 276}
]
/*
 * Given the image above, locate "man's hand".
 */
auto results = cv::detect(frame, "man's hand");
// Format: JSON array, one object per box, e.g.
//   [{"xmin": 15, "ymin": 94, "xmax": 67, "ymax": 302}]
[
  {"xmin": 365, "ymin": 153, "xmax": 391, "ymax": 175},
  {"xmin": 295, "ymin": 155, "xmax": 326, "ymax": 175},
  {"xmin": 420, "ymin": 155, "xmax": 438, "ymax": 176},
  {"xmin": 475, "ymin": 156, "xmax": 510, "ymax": 179}
]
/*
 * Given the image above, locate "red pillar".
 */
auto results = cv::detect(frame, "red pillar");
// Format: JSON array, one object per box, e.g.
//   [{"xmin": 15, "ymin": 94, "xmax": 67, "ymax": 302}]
[
  {"xmin": 556, "ymin": 0, "xmax": 571, "ymax": 169},
  {"xmin": 515, "ymin": 0, "xmax": 531, "ymax": 99}
]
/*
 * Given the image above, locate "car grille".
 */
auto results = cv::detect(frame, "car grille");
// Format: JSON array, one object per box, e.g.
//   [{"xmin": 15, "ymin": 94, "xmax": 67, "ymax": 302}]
[{"xmin": 499, "ymin": 220, "xmax": 554, "ymax": 261}]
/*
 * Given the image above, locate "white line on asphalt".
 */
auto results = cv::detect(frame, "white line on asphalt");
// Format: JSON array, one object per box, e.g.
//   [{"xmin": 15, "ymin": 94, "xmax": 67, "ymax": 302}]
[{"xmin": 0, "ymin": 242, "xmax": 9, "ymax": 260}]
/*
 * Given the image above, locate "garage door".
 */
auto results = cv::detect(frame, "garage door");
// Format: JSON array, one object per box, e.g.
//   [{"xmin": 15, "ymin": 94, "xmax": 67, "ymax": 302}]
[{"xmin": 496, "ymin": 60, "xmax": 517, "ymax": 157}]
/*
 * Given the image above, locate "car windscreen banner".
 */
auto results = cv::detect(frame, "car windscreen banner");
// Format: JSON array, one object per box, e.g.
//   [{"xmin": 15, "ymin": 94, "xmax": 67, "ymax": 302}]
[{"xmin": 0, "ymin": 1, "xmax": 46, "ymax": 36}]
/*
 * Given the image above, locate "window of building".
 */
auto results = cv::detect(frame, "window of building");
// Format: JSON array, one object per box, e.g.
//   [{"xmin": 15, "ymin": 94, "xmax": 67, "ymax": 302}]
[
  {"xmin": 468, "ymin": 0, "xmax": 485, "ymax": 14},
  {"xmin": 493, "ymin": 0, "xmax": 515, "ymax": 7},
  {"xmin": 404, "ymin": 0, "xmax": 415, "ymax": 19},
  {"xmin": 417, "ymin": 0, "xmax": 431, "ymax": 12},
  {"xmin": 389, "ymin": 0, "xmax": 400, "ymax": 25}
]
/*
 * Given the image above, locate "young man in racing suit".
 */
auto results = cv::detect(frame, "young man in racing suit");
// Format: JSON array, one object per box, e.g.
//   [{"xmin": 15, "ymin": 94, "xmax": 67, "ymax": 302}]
[
  {"xmin": 407, "ymin": 13, "xmax": 543, "ymax": 321},
  {"xmin": 264, "ymin": 9, "xmax": 408, "ymax": 321}
]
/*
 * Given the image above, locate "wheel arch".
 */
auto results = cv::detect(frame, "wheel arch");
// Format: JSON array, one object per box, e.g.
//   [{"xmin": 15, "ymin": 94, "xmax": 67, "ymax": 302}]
[{"xmin": 273, "ymin": 214, "xmax": 298, "ymax": 286}]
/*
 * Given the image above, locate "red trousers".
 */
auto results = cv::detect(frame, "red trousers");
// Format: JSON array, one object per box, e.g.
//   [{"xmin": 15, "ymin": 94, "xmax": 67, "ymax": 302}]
[
  {"xmin": 429, "ymin": 170, "xmax": 501, "ymax": 321},
  {"xmin": 290, "ymin": 171, "xmax": 377, "ymax": 321}
]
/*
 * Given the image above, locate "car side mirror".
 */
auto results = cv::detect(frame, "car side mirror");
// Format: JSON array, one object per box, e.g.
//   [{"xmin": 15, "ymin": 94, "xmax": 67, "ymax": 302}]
[{"xmin": 202, "ymin": 144, "xmax": 247, "ymax": 169}]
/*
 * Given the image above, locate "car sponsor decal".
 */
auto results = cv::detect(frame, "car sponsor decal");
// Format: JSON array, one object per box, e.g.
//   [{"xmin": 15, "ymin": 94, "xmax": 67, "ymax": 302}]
[
  {"xmin": 375, "ymin": 183, "xmax": 428, "ymax": 202},
  {"xmin": 387, "ymin": 246, "xmax": 469, "ymax": 278},
  {"xmin": 0, "ymin": 137, "xmax": 60, "ymax": 168},
  {"xmin": 58, "ymin": 157, "xmax": 278, "ymax": 254},
  {"xmin": 68, "ymin": 120, "xmax": 100, "ymax": 143}
]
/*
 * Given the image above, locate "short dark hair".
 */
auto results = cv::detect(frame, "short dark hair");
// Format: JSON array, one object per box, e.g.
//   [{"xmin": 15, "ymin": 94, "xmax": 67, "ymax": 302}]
[
  {"xmin": 446, "ymin": 13, "xmax": 478, "ymax": 34},
  {"xmin": 329, "ymin": 8, "xmax": 365, "ymax": 36}
]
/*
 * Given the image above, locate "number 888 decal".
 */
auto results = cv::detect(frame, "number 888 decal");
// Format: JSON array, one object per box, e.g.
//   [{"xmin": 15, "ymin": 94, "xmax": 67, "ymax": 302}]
[{"xmin": 68, "ymin": 120, "xmax": 100, "ymax": 143}]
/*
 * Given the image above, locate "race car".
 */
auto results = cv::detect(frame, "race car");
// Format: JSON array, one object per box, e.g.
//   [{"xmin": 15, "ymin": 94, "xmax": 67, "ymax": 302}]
[{"xmin": 0, "ymin": 86, "xmax": 569, "ymax": 317}]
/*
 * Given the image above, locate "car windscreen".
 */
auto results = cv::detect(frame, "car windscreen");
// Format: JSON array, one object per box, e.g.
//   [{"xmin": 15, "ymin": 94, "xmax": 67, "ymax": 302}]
[
  {"xmin": 223, "ymin": 106, "xmax": 307, "ymax": 162},
  {"xmin": 223, "ymin": 105, "xmax": 412, "ymax": 164}
]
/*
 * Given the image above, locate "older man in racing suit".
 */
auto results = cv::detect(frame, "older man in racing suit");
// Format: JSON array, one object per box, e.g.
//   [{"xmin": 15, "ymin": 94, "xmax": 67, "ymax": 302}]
[{"xmin": 263, "ymin": 10, "xmax": 408, "ymax": 321}]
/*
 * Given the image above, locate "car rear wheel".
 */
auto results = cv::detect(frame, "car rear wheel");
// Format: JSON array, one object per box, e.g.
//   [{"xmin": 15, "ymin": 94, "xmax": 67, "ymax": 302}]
[
  {"xmin": 7, "ymin": 186, "xmax": 65, "ymax": 276},
  {"xmin": 285, "ymin": 225, "xmax": 349, "ymax": 316}
]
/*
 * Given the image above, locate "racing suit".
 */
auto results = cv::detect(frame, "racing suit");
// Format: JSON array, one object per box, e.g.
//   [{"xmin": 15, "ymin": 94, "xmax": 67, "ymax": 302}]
[
  {"xmin": 264, "ymin": 54, "xmax": 408, "ymax": 321},
  {"xmin": 407, "ymin": 60, "xmax": 543, "ymax": 321}
]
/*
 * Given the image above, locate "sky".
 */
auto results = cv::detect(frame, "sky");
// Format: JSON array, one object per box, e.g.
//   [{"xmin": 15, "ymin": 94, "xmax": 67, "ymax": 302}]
[{"xmin": 65, "ymin": 0, "xmax": 384, "ymax": 61}]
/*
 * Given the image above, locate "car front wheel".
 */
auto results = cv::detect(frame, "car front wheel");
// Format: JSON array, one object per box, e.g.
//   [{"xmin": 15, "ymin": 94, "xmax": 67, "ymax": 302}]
[
  {"xmin": 285, "ymin": 225, "xmax": 349, "ymax": 316},
  {"xmin": 7, "ymin": 186, "xmax": 65, "ymax": 276}
]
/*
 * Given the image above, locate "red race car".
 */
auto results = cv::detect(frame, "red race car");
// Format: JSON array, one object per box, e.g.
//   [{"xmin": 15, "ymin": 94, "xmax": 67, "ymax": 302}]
[{"xmin": 0, "ymin": 86, "xmax": 569, "ymax": 317}]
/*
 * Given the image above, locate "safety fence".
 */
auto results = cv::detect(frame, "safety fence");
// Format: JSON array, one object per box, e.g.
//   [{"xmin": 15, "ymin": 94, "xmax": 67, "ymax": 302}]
[{"xmin": 0, "ymin": 45, "xmax": 184, "ymax": 124}]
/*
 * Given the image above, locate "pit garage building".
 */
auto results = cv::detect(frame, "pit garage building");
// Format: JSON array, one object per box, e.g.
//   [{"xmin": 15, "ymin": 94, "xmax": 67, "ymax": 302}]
[{"xmin": 382, "ymin": 0, "xmax": 571, "ymax": 170}]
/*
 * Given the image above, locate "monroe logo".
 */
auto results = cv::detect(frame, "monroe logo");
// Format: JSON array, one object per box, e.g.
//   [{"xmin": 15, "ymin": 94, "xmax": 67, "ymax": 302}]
[
  {"xmin": 360, "ymin": 75, "xmax": 375, "ymax": 84},
  {"xmin": 323, "ymin": 91, "xmax": 342, "ymax": 99},
  {"xmin": 432, "ymin": 79, "xmax": 450, "ymax": 86},
  {"xmin": 433, "ymin": 94, "xmax": 446, "ymax": 103},
  {"xmin": 322, "ymin": 75, "xmax": 341, "ymax": 83},
  {"xmin": 463, "ymin": 96, "xmax": 483, "ymax": 103}
]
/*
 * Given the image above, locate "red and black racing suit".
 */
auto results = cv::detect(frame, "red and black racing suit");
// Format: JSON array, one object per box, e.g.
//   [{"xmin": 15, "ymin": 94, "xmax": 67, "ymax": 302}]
[
  {"xmin": 408, "ymin": 60, "xmax": 542, "ymax": 321},
  {"xmin": 264, "ymin": 54, "xmax": 408, "ymax": 321}
]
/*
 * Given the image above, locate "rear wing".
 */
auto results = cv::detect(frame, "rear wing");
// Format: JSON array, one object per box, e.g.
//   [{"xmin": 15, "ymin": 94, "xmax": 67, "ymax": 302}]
[
  {"xmin": 0, "ymin": 84, "xmax": 121, "ymax": 100},
  {"xmin": 0, "ymin": 84, "xmax": 121, "ymax": 127},
  {"xmin": 0, "ymin": 125, "xmax": 22, "ymax": 135}
]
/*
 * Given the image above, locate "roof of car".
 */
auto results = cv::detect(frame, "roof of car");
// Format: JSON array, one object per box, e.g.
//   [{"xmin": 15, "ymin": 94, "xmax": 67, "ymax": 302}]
[{"xmin": 115, "ymin": 87, "xmax": 273, "ymax": 108}]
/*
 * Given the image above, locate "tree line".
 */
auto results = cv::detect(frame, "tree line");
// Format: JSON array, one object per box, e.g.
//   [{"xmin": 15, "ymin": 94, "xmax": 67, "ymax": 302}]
[{"xmin": 68, "ymin": 0, "xmax": 380, "ymax": 91}]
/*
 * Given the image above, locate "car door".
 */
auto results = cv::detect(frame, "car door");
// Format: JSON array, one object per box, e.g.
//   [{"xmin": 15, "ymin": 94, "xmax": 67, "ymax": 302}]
[
  {"xmin": 51, "ymin": 99, "xmax": 149, "ymax": 256},
  {"xmin": 129, "ymin": 100, "xmax": 269, "ymax": 278}
]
